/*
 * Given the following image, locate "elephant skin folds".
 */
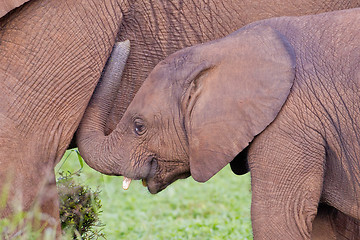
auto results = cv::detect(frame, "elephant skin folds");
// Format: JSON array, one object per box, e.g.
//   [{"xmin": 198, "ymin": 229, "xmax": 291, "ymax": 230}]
[
  {"xmin": 79, "ymin": 7, "xmax": 360, "ymax": 239},
  {"xmin": 1, "ymin": 0, "xmax": 360, "ymax": 237},
  {"xmin": 0, "ymin": 0, "xmax": 126, "ymax": 236}
]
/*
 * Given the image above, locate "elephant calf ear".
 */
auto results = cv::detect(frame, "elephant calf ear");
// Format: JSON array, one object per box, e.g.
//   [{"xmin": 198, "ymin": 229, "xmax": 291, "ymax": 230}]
[
  {"xmin": 185, "ymin": 25, "xmax": 296, "ymax": 182},
  {"xmin": 0, "ymin": 0, "xmax": 31, "ymax": 18}
]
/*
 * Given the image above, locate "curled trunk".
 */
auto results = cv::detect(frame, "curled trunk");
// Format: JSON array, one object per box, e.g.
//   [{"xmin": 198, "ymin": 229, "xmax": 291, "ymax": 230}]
[{"xmin": 77, "ymin": 40, "xmax": 130, "ymax": 175}]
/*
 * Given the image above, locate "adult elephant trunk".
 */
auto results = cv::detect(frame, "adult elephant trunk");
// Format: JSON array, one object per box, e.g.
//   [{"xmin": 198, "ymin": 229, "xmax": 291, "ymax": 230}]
[{"xmin": 77, "ymin": 40, "xmax": 130, "ymax": 175}]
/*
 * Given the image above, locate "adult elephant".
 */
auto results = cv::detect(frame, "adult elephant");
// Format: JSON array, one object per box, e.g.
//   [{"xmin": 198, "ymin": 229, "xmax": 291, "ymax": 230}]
[
  {"xmin": 1, "ymin": 0, "xmax": 360, "ymax": 235},
  {"xmin": 78, "ymin": 8, "xmax": 360, "ymax": 239},
  {"xmin": 0, "ymin": 0, "xmax": 129, "ymax": 235}
]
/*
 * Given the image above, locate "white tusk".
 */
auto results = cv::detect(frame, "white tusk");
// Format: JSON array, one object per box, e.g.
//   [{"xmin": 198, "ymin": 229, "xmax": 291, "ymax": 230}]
[{"xmin": 122, "ymin": 177, "xmax": 132, "ymax": 190}]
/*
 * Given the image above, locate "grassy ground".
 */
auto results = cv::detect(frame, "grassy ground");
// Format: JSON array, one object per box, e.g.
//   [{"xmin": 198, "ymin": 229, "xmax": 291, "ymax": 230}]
[{"xmin": 56, "ymin": 150, "xmax": 253, "ymax": 239}]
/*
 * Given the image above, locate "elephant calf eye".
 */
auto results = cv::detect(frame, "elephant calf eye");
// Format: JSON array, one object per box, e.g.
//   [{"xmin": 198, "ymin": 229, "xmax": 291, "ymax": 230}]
[{"xmin": 134, "ymin": 119, "xmax": 146, "ymax": 136}]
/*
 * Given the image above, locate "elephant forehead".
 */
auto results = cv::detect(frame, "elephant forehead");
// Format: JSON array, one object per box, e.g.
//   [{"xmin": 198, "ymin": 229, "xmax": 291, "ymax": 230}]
[
  {"xmin": 144, "ymin": 68, "xmax": 184, "ymax": 100},
  {"xmin": 133, "ymin": 80, "xmax": 172, "ymax": 110},
  {"xmin": 149, "ymin": 48, "xmax": 200, "ymax": 81}
]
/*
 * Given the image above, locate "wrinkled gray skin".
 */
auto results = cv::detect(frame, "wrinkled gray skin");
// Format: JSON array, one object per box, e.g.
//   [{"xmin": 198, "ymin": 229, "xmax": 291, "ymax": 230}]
[
  {"xmin": 78, "ymin": 8, "xmax": 360, "ymax": 239},
  {"xmin": 1, "ymin": 0, "xmax": 360, "ymax": 235},
  {"xmin": 0, "ymin": 0, "xmax": 129, "ymax": 233}
]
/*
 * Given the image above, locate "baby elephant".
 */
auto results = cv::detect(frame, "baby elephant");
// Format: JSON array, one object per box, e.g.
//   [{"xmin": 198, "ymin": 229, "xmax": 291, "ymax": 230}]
[{"xmin": 78, "ymin": 8, "xmax": 360, "ymax": 239}]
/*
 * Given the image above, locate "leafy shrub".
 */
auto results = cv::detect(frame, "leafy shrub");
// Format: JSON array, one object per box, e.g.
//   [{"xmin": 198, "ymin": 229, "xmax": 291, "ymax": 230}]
[
  {"xmin": 0, "ymin": 149, "xmax": 105, "ymax": 239},
  {"xmin": 57, "ymin": 162, "xmax": 105, "ymax": 239}
]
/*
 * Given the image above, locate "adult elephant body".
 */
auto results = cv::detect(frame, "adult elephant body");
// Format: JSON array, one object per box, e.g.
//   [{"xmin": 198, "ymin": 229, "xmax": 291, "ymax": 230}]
[
  {"xmin": 0, "ymin": 0, "xmax": 126, "ymax": 233},
  {"xmin": 78, "ymin": 8, "xmax": 360, "ymax": 239},
  {"xmin": 1, "ymin": 0, "xmax": 360, "ymax": 234}
]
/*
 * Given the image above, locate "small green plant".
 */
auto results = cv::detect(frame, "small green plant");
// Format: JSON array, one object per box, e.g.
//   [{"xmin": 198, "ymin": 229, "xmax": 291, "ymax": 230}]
[{"xmin": 57, "ymin": 150, "xmax": 105, "ymax": 239}]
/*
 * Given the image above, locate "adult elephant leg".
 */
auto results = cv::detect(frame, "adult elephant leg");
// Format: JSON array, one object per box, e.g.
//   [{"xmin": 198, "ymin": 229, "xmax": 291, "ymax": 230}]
[
  {"xmin": 0, "ymin": 0, "xmax": 128, "ymax": 234},
  {"xmin": 0, "ymin": 115, "xmax": 61, "ymax": 232},
  {"xmin": 248, "ymin": 121, "xmax": 325, "ymax": 239}
]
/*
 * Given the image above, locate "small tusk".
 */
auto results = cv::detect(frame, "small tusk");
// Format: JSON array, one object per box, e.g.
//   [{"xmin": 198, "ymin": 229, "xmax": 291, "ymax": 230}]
[
  {"xmin": 123, "ymin": 177, "xmax": 132, "ymax": 190},
  {"xmin": 142, "ymin": 179, "xmax": 147, "ymax": 187}
]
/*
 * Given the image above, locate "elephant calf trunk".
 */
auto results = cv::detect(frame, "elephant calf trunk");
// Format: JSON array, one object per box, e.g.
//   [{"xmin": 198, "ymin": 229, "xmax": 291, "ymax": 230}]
[{"xmin": 77, "ymin": 40, "xmax": 130, "ymax": 175}]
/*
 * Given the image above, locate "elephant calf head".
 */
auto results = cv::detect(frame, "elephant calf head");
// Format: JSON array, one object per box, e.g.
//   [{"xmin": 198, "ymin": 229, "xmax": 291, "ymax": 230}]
[{"xmin": 78, "ymin": 25, "xmax": 296, "ymax": 193}]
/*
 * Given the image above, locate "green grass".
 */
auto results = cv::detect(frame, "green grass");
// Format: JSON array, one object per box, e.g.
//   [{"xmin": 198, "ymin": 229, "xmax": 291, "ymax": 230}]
[{"xmin": 56, "ymin": 150, "xmax": 253, "ymax": 239}]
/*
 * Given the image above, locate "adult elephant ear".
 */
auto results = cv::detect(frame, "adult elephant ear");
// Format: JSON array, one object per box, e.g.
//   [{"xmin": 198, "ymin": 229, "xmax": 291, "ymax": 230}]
[
  {"xmin": 181, "ymin": 25, "xmax": 296, "ymax": 182},
  {"xmin": 0, "ymin": 0, "xmax": 30, "ymax": 18}
]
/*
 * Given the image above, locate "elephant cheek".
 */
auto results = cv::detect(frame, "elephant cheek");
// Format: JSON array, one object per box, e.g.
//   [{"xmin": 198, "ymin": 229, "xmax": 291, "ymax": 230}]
[{"xmin": 123, "ymin": 154, "xmax": 158, "ymax": 181}]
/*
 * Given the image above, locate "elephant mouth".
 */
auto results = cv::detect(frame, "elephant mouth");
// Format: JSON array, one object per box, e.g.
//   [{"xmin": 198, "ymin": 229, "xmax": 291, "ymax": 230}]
[
  {"xmin": 145, "ymin": 170, "xmax": 191, "ymax": 194},
  {"xmin": 122, "ymin": 157, "xmax": 190, "ymax": 194},
  {"xmin": 122, "ymin": 156, "xmax": 158, "ymax": 190}
]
